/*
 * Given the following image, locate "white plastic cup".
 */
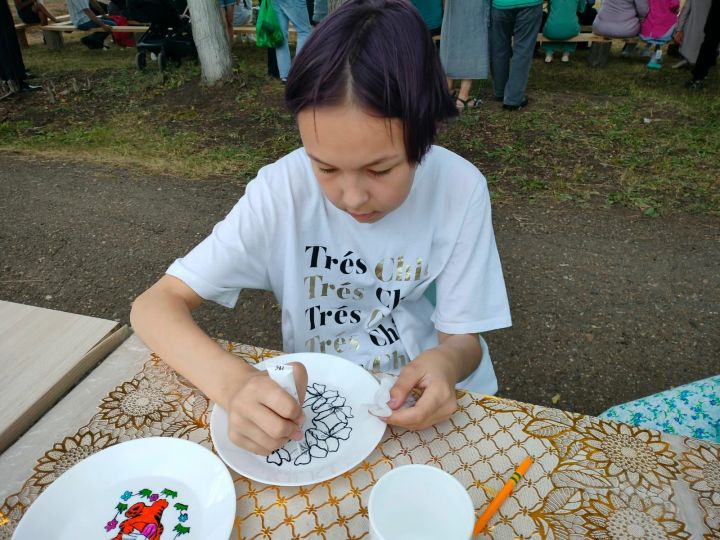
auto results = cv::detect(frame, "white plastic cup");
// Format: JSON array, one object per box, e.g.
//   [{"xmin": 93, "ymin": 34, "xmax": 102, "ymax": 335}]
[{"xmin": 368, "ymin": 464, "xmax": 475, "ymax": 540}]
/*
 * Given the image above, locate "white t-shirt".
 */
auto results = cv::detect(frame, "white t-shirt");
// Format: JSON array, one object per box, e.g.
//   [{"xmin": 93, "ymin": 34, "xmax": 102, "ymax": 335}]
[{"xmin": 167, "ymin": 146, "xmax": 511, "ymax": 394}]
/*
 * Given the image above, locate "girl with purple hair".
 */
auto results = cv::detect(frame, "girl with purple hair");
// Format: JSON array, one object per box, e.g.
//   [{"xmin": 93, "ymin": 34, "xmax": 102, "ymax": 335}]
[{"xmin": 131, "ymin": 0, "xmax": 511, "ymax": 456}]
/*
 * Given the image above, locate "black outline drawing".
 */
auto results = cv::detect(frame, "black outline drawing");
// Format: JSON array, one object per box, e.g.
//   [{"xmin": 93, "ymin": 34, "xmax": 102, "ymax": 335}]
[{"xmin": 266, "ymin": 383, "xmax": 353, "ymax": 467}]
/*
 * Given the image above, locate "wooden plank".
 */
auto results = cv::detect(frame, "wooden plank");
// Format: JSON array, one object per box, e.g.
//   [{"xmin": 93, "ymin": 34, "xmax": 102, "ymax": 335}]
[
  {"xmin": 0, "ymin": 301, "xmax": 127, "ymax": 453},
  {"xmin": 536, "ymin": 32, "xmax": 608, "ymax": 43},
  {"xmin": 537, "ymin": 33, "xmax": 640, "ymax": 44},
  {"xmin": 41, "ymin": 24, "xmax": 149, "ymax": 33},
  {"xmin": 14, "ymin": 24, "xmax": 28, "ymax": 48}
]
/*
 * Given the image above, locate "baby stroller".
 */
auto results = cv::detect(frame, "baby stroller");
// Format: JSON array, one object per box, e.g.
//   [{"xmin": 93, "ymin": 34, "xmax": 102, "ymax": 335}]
[{"xmin": 126, "ymin": 0, "xmax": 196, "ymax": 71}]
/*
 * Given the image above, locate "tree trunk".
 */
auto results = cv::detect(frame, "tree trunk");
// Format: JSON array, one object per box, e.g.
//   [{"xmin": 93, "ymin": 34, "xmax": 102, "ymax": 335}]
[{"xmin": 187, "ymin": 0, "xmax": 233, "ymax": 84}]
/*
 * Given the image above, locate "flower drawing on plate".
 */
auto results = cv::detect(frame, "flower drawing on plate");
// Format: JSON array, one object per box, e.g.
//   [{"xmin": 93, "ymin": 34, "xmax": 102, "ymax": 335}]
[
  {"xmin": 31, "ymin": 431, "xmax": 117, "ymax": 487},
  {"xmin": 584, "ymin": 421, "xmax": 679, "ymax": 489},
  {"xmin": 582, "ymin": 491, "xmax": 690, "ymax": 539},
  {"xmin": 99, "ymin": 378, "xmax": 178, "ymax": 430},
  {"xmin": 104, "ymin": 487, "xmax": 190, "ymax": 539},
  {"xmin": 267, "ymin": 383, "xmax": 354, "ymax": 467}
]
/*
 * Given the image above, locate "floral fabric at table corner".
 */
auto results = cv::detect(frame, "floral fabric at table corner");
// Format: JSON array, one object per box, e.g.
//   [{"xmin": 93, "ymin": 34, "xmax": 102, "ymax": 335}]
[
  {"xmin": 1, "ymin": 341, "xmax": 719, "ymax": 540},
  {"xmin": 599, "ymin": 375, "xmax": 720, "ymax": 444}
]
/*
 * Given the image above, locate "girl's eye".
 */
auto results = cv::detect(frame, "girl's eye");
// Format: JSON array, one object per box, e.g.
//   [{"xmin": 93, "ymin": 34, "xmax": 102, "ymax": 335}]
[
  {"xmin": 369, "ymin": 168, "xmax": 392, "ymax": 177},
  {"xmin": 318, "ymin": 167, "xmax": 337, "ymax": 174}
]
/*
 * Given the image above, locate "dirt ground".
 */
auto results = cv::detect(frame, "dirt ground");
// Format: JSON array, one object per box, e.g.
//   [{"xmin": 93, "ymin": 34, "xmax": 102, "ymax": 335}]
[{"xmin": 1, "ymin": 152, "xmax": 718, "ymax": 416}]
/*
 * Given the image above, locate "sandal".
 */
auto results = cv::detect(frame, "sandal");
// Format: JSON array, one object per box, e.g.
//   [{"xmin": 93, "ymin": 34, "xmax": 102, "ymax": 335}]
[{"xmin": 456, "ymin": 96, "xmax": 482, "ymax": 111}]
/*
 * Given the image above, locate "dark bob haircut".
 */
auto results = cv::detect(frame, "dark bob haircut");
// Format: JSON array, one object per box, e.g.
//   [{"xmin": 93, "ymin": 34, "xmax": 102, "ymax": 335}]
[{"xmin": 284, "ymin": 0, "xmax": 458, "ymax": 164}]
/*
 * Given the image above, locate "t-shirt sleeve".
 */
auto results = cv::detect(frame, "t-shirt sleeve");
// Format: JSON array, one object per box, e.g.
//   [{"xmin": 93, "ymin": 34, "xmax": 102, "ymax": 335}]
[
  {"xmin": 165, "ymin": 176, "xmax": 277, "ymax": 308},
  {"xmin": 432, "ymin": 179, "xmax": 511, "ymax": 334}
]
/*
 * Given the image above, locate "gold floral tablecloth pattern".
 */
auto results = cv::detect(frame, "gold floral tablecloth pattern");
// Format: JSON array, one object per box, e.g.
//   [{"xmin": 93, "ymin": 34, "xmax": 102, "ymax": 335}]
[{"xmin": 1, "ymin": 340, "xmax": 719, "ymax": 539}]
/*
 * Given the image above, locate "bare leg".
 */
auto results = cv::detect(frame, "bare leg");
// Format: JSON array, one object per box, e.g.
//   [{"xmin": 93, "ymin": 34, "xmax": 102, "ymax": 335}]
[
  {"xmin": 37, "ymin": 3, "xmax": 59, "ymax": 22},
  {"xmin": 457, "ymin": 79, "xmax": 473, "ymax": 101},
  {"xmin": 224, "ymin": 6, "xmax": 235, "ymax": 45}
]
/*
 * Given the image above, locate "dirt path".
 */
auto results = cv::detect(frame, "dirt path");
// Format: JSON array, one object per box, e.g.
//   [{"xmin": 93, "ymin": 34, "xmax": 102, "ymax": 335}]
[{"xmin": 1, "ymin": 152, "xmax": 718, "ymax": 415}]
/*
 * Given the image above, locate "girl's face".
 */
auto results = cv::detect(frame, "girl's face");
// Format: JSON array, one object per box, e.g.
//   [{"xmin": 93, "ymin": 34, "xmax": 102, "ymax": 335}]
[{"xmin": 297, "ymin": 105, "xmax": 415, "ymax": 224}]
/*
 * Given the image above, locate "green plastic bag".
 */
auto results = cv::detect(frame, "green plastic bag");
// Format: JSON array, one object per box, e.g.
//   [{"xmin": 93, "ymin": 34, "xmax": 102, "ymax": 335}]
[{"xmin": 256, "ymin": 0, "xmax": 284, "ymax": 48}]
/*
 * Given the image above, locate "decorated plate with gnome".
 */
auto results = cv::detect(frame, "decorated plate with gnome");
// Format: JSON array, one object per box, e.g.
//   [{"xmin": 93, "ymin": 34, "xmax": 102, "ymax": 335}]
[
  {"xmin": 12, "ymin": 437, "xmax": 235, "ymax": 540},
  {"xmin": 210, "ymin": 352, "xmax": 387, "ymax": 486}
]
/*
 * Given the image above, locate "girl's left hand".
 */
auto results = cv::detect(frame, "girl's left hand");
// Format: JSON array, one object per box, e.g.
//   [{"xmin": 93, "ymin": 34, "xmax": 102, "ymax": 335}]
[{"xmin": 382, "ymin": 349, "xmax": 458, "ymax": 431}]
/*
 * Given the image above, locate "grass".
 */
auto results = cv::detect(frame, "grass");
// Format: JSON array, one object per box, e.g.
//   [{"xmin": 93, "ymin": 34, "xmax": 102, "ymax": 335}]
[{"xmin": 1, "ymin": 34, "xmax": 719, "ymax": 216}]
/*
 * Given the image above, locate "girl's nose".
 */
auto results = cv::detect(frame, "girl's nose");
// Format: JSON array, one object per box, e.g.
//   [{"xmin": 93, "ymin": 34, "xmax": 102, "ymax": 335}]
[{"xmin": 340, "ymin": 174, "xmax": 370, "ymax": 210}]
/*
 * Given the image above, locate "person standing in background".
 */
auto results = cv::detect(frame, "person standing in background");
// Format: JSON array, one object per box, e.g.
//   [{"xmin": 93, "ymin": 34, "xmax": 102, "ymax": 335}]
[
  {"xmin": 686, "ymin": 0, "xmax": 720, "ymax": 88},
  {"xmin": 673, "ymin": 0, "xmax": 712, "ymax": 67},
  {"xmin": 410, "ymin": 0, "xmax": 443, "ymax": 37},
  {"xmin": 312, "ymin": 0, "xmax": 326, "ymax": 23},
  {"xmin": 218, "ymin": 0, "xmax": 235, "ymax": 45},
  {"xmin": 440, "ymin": 0, "xmax": 490, "ymax": 110},
  {"xmin": 1, "ymin": 0, "xmax": 40, "ymax": 98},
  {"xmin": 273, "ymin": 0, "xmax": 312, "ymax": 82},
  {"xmin": 489, "ymin": 0, "xmax": 543, "ymax": 110}
]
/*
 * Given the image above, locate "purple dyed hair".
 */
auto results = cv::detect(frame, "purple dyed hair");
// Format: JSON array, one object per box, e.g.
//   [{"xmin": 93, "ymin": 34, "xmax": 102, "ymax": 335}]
[{"xmin": 284, "ymin": 0, "xmax": 457, "ymax": 164}]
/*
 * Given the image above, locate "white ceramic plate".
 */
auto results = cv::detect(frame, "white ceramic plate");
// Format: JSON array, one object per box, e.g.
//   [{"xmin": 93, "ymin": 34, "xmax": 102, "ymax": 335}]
[
  {"xmin": 13, "ymin": 437, "xmax": 236, "ymax": 540},
  {"xmin": 210, "ymin": 352, "xmax": 386, "ymax": 486}
]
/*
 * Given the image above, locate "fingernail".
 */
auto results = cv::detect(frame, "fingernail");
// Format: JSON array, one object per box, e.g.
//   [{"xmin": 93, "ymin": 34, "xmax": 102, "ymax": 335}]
[{"xmin": 388, "ymin": 399, "xmax": 397, "ymax": 407}]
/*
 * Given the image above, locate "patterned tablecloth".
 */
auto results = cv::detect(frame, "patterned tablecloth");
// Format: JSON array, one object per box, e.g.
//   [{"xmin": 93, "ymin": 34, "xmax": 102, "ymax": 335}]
[{"xmin": 1, "ymin": 334, "xmax": 719, "ymax": 539}]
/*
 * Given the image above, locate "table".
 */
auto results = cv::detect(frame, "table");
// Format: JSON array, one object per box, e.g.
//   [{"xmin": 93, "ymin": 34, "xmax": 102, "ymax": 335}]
[
  {"xmin": 1, "ymin": 333, "xmax": 718, "ymax": 539},
  {"xmin": 0, "ymin": 300, "xmax": 129, "ymax": 453}
]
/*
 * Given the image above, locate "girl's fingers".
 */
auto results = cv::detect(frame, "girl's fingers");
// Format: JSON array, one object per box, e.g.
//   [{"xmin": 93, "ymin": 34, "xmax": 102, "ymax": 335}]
[
  {"xmin": 254, "ymin": 403, "xmax": 302, "ymax": 441},
  {"xmin": 261, "ymin": 379, "xmax": 305, "ymax": 424},
  {"xmin": 384, "ymin": 385, "xmax": 456, "ymax": 431},
  {"xmin": 228, "ymin": 410, "xmax": 295, "ymax": 455},
  {"xmin": 227, "ymin": 430, "xmax": 276, "ymax": 456}
]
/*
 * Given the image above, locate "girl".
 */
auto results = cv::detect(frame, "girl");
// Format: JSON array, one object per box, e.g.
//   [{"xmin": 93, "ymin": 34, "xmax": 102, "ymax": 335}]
[
  {"xmin": 541, "ymin": 0, "xmax": 587, "ymax": 63},
  {"xmin": 130, "ymin": 0, "xmax": 511, "ymax": 457},
  {"xmin": 640, "ymin": 0, "xmax": 680, "ymax": 69}
]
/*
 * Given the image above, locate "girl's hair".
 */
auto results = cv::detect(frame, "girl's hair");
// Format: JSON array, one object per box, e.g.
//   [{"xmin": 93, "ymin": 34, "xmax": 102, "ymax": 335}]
[{"xmin": 285, "ymin": 0, "xmax": 457, "ymax": 164}]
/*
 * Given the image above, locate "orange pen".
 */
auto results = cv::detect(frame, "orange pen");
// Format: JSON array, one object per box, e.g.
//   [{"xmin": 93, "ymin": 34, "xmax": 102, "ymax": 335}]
[{"xmin": 473, "ymin": 456, "xmax": 533, "ymax": 536}]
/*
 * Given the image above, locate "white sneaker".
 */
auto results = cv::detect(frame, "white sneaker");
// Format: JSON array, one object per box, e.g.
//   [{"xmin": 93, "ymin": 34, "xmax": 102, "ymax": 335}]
[
  {"xmin": 544, "ymin": 53, "xmax": 553, "ymax": 63},
  {"xmin": 561, "ymin": 52, "xmax": 570, "ymax": 63}
]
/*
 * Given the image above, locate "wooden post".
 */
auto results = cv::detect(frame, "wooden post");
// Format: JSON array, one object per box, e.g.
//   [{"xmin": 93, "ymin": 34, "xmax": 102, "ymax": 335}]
[
  {"xmin": 15, "ymin": 25, "xmax": 28, "ymax": 47},
  {"xmin": 43, "ymin": 30, "xmax": 64, "ymax": 49},
  {"xmin": 588, "ymin": 41, "xmax": 611, "ymax": 67}
]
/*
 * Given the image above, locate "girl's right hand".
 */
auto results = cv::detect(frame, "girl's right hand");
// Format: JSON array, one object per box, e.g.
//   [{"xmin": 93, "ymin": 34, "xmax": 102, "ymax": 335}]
[{"xmin": 224, "ymin": 361, "xmax": 308, "ymax": 456}]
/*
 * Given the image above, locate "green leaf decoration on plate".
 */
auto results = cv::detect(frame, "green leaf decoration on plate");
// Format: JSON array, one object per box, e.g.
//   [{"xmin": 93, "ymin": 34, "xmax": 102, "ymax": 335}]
[
  {"xmin": 162, "ymin": 489, "xmax": 178, "ymax": 498},
  {"xmin": 115, "ymin": 502, "xmax": 128, "ymax": 513},
  {"xmin": 174, "ymin": 523, "xmax": 191, "ymax": 535},
  {"xmin": 138, "ymin": 488, "xmax": 153, "ymax": 498},
  {"xmin": 174, "ymin": 502, "xmax": 189, "ymax": 511}
]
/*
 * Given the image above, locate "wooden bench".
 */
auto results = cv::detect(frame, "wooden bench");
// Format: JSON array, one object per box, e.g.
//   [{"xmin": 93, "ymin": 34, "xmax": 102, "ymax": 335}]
[
  {"xmin": 233, "ymin": 24, "xmax": 297, "ymax": 42},
  {"xmin": 40, "ymin": 22, "xmax": 149, "ymax": 49},
  {"xmin": 537, "ymin": 32, "xmax": 640, "ymax": 66},
  {"xmin": 15, "ymin": 23, "xmax": 28, "ymax": 48}
]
